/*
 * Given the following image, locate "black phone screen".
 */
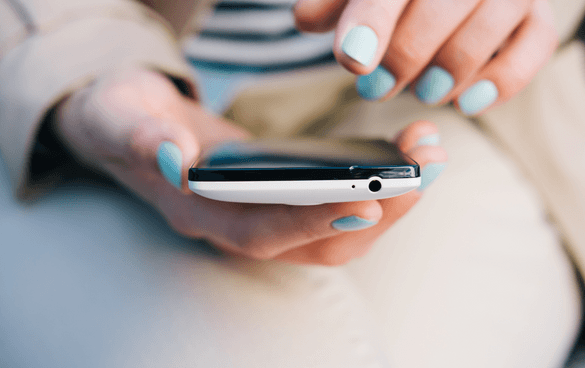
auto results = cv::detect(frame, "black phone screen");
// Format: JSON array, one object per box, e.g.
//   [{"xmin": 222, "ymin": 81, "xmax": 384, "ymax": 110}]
[{"xmin": 189, "ymin": 138, "xmax": 419, "ymax": 181}]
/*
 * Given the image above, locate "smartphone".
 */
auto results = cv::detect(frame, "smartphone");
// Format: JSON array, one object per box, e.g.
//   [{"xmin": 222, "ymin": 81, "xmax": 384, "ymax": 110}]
[{"xmin": 188, "ymin": 138, "xmax": 420, "ymax": 205}]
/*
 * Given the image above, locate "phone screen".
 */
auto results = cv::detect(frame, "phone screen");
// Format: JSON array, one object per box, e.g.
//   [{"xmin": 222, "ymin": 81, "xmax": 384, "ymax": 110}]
[{"xmin": 190, "ymin": 138, "xmax": 419, "ymax": 181}]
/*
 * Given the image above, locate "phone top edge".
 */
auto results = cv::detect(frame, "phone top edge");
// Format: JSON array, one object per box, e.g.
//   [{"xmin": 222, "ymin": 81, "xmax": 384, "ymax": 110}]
[{"xmin": 188, "ymin": 165, "xmax": 419, "ymax": 182}]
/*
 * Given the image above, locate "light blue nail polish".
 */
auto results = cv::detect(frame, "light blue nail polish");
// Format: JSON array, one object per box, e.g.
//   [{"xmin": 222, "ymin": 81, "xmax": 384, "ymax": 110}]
[
  {"xmin": 356, "ymin": 66, "xmax": 396, "ymax": 101},
  {"xmin": 458, "ymin": 80, "xmax": 498, "ymax": 115},
  {"xmin": 332, "ymin": 216, "xmax": 377, "ymax": 231},
  {"xmin": 418, "ymin": 163, "xmax": 446, "ymax": 191},
  {"xmin": 341, "ymin": 26, "xmax": 378, "ymax": 66},
  {"xmin": 415, "ymin": 66, "xmax": 454, "ymax": 104},
  {"xmin": 416, "ymin": 133, "xmax": 440, "ymax": 146},
  {"xmin": 157, "ymin": 141, "xmax": 182, "ymax": 189}
]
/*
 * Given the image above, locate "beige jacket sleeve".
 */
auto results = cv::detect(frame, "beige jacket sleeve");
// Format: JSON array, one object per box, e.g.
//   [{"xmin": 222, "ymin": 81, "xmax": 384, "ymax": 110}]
[{"xmin": 0, "ymin": 0, "xmax": 206, "ymax": 199}]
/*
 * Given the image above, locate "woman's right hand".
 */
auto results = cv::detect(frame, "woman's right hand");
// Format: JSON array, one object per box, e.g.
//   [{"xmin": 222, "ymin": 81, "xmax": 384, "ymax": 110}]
[{"xmin": 53, "ymin": 67, "xmax": 447, "ymax": 265}]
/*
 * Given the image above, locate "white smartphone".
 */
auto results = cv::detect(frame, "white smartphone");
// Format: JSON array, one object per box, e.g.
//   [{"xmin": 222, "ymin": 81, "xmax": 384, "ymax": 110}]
[{"xmin": 188, "ymin": 138, "xmax": 421, "ymax": 205}]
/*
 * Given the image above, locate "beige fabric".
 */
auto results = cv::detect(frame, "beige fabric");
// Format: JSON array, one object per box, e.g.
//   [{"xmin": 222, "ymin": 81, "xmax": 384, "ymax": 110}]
[
  {"xmin": 551, "ymin": 0, "xmax": 585, "ymax": 43},
  {"xmin": 225, "ymin": 65, "xmax": 355, "ymax": 137},
  {"xmin": 140, "ymin": 0, "xmax": 215, "ymax": 36},
  {"xmin": 0, "ymin": 0, "xmax": 197, "ymax": 198},
  {"xmin": 331, "ymin": 91, "xmax": 580, "ymax": 368},
  {"xmin": 479, "ymin": 41, "xmax": 585, "ymax": 276}
]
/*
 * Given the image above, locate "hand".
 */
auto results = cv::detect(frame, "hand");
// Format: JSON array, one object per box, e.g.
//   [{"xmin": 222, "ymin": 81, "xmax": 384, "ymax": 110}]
[
  {"xmin": 295, "ymin": 0, "xmax": 558, "ymax": 115},
  {"xmin": 53, "ymin": 67, "xmax": 447, "ymax": 265}
]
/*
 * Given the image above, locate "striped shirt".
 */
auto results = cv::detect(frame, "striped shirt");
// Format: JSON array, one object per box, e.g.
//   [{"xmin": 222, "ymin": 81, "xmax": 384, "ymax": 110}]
[{"xmin": 183, "ymin": 0, "xmax": 336, "ymax": 112}]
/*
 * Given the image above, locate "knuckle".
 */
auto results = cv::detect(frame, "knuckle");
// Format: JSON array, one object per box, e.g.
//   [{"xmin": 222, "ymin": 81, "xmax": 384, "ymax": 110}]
[{"xmin": 387, "ymin": 41, "xmax": 425, "ymax": 77}]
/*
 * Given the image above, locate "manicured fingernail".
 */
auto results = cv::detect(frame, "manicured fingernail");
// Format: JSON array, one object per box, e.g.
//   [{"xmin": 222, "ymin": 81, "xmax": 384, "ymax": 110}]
[
  {"xmin": 332, "ymin": 216, "xmax": 377, "ymax": 231},
  {"xmin": 341, "ymin": 26, "xmax": 378, "ymax": 66},
  {"xmin": 356, "ymin": 66, "xmax": 396, "ymax": 101},
  {"xmin": 415, "ymin": 66, "xmax": 454, "ymax": 104},
  {"xmin": 458, "ymin": 80, "xmax": 498, "ymax": 115},
  {"xmin": 418, "ymin": 163, "xmax": 446, "ymax": 191},
  {"xmin": 157, "ymin": 141, "xmax": 182, "ymax": 189},
  {"xmin": 416, "ymin": 133, "xmax": 440, "ymax": 146}
]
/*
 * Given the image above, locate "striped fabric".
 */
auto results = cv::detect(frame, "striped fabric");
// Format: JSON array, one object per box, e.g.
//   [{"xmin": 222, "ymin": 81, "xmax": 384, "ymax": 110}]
[{"xmin": 184, "ymin": 0, "xmax": 335, "ymax": 72}]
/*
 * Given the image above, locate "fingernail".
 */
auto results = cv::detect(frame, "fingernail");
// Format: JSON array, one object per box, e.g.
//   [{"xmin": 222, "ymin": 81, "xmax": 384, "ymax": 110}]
[
  {"xmin": 332, "ymin": 216, "xmax": 377, "ymax": 231},
  {"xmin": 356, "ymin": 66, "xmax": 396, "ymax": 101},
  {"xmin": 416, "ymin": 133, "xmax": 440, "ymax": 146},
  {"xmin": 418, "ymin": 163, "xmax": 446, "ymax": 191},
  {"xmin": 157, "ymin": 141, "xmax": 182, "ymax": 189},
  {"xmin": 415, "ymin": 66, "xmax": 454, "ymax": 104},
  {"xmin": 457, "ymin": 80, "xmax": 498, "ymax": 115},
  {"xmin": 341, "ymin": 26, "xmax": 378, "ymax": 66}
]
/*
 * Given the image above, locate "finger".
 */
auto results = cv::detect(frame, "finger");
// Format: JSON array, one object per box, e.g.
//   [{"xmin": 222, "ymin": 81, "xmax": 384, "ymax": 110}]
[
  {"xmin": 454, "ymin": 0, "xmax": 558, "ymax": 115},
  {"xmin": 170, "ymin": 197, "xmax": 384, "ymax": 261},
  {"xmin": 188, "ymin": 104, "xmax": 251, "ymax": 153},
  {"xmin": 104, "ymin": 109, "xmax": 246, "ymax": 202},
  {"xmin": 333, "ymin": 0, "xmax": 409, "ymax": 74},
  {"xmin": 294, "ymin": 0, "xmax": 349, "ymax": 33},
  {"xmin": 276, "ymin": 144, "xmax": 448, "ymax": 265},
  {"xmin": 54, "ymin": 68, "xmax": 202, "ymax": 195},
  {"xmin": 126, "ymin": 100, "xmax": 250, "ymax": 197},
  {"xmin": 394, "ymin": 120, "xmax": 440, "ymax": 152},
  {"xmin": 356, "ymin": 0, "xmax": 481, "ymax": 101},
  {"xmin": 414, "ymin": 0, "xmax": 533, "ymax": 105}
]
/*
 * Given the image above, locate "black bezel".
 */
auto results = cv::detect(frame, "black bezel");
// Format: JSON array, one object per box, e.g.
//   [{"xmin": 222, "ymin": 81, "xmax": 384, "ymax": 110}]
[{"xmin": 188, "ymin": 165, "xmax": 419, "ymax": 182}]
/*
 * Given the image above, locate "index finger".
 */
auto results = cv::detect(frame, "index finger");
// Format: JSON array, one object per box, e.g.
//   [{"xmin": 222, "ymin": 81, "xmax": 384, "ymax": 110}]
[{"xmin": 333, "ymin": 0, "xmax": 409, "ymax": 74}]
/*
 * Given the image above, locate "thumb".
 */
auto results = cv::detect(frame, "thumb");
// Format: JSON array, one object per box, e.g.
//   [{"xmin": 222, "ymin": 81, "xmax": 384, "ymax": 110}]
[
  {"xmin": 146, "ymin": 107, "xmax": 250, "ymax": 194},
  {"xmin": 113, "ymin": 116, "xmax": 200, "ymax": 195}
]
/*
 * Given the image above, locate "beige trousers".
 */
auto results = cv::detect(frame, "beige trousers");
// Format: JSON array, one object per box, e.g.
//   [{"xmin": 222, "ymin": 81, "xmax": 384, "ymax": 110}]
[{"xmin": 0, "ymin": 51, "xmax": 581, "ymax": 367}]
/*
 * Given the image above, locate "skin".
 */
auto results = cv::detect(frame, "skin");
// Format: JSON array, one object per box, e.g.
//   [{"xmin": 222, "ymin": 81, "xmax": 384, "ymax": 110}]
[
  {"xmin": 295, "ymin": 0, "xmax": 559, "ymax": 114},
  {"xmin": 52, "ymin": 68, "xmax": 447, "ymax": 266}
]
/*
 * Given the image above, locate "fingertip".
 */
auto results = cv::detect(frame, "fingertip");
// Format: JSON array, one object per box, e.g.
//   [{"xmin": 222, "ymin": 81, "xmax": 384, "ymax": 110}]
[
  {"xmin": 416, "ymin": 133, "xmax": 441, "ymax": 147},
  {"xmin": 294, "ymin": 0, "xmax": 345, "ymax": 32},
  {"xmin": 156, "ymin": 136, "xmax": 200, "ymax": 193},
  {"xmin": 355, "ymin": 65, "xmax": 396, "ymax": 100},
  {"xmin": 157, "ymin": 141, "xmax": 183, "ymax": 189},
  {"xmin": 357, "ymin": 199, "xmax": 384, "ymax": 223},
  {"xmin": 456, "ymin": 80, "xmax": 499, "ymax": 116},
  {"xmin": 329, "ymin": 199, "xmax": 383, "ymax": 224},
  {"xmin": 317, "ymin": 199, "xmax": 380, "ymax": 233},
  {"xmin": 405, "ymin": 145, "xmax": 448, "ymax": 192},
  {"xmin": 394, "ymin": 120, "xmax": 439, "ymax": 152}
]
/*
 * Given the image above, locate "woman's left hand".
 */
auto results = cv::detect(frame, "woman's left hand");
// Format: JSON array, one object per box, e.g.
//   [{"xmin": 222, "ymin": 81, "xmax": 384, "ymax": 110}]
[{"xmin": 294, "ymin": 0, "xmax": 558, "ymax": 115}]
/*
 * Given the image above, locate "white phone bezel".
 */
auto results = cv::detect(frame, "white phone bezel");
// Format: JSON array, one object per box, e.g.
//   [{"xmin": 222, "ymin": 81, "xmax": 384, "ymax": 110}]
[{"xmin": 188, "ymin": 176, "xmax": 421, "ymax": 205}]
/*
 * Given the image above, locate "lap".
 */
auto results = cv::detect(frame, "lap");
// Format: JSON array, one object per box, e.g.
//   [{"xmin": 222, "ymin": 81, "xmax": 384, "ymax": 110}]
[
  {"xmin": 331, "ymin": 92, "xmax": 582, "ymax": 367},
  {"xmin": 0, "ymin": 65, "xmax": 581, "ymax": 367},
  {"xmin": 0, "ymin": 164, "xmax": 389, "ymax": 367}
]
